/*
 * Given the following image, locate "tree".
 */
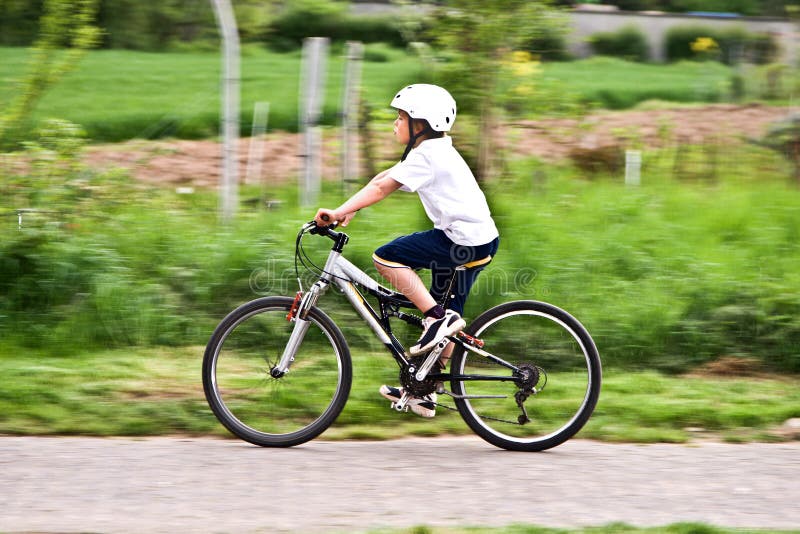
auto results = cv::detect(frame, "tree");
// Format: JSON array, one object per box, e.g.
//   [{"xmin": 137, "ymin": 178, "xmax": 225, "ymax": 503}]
[{"xmin": 430, "ymin": 0, "xmax": 562, "ymax": 179}]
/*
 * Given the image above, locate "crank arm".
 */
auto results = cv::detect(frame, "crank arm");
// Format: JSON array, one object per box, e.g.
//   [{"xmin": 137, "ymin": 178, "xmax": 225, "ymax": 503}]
[
  {"xmin": 414, "ymin": 338, "xmax": 449, "ymax": 381},
  {"xmin": 391, "ymin": 391, "xmax": 413, "ymax": 412}
]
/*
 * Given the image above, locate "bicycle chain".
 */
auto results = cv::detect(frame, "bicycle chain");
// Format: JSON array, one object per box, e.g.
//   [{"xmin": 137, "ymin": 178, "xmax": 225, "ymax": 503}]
[{"xmin": 431, "ymin": 398, "xmax": 523, "ymax": 426}]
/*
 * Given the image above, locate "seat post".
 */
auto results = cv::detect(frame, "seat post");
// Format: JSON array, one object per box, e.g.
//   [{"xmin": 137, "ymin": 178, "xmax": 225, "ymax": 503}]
[{"xmin": 438, "ymin": 265, "xmax": 466, "ymax": 309}]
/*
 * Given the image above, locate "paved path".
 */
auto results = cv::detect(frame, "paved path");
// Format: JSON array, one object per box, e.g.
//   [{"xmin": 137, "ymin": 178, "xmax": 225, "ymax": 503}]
[{"xmin": 1, "ymin": 436, "xmax": 798, "ymax": 533}]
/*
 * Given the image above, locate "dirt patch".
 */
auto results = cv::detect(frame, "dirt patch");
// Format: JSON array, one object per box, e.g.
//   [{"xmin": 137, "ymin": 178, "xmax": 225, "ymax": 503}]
[
  {"xmin": 82, "ymin": 104, "xmax": 794, "ymax": 188},
  {"xmin": 506, "ymin": 103, "xmax": 791, "ymax": 161},
  {"xmin": 691, "ymin": 355, "xmax": 766, "ymax": 377}
]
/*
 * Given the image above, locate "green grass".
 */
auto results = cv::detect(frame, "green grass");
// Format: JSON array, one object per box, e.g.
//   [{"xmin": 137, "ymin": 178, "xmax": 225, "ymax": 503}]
[
  {"xmin": 372, "ymin": 525, "xmax": 800, "ymax": 534},
  {"xmin": 1, "ymin": 344, "xmax": 798, "ymax": 441},
  {"xmin": 541, "ymin": 57, "xmax": 734, "ymax": 109},
  {"xmin": 0, "ymin": 47, "xmax": 769, "ymax": 142},
  {"xmin": 0, "ymin": 43, "xmax": 423, "ymax": 140}
]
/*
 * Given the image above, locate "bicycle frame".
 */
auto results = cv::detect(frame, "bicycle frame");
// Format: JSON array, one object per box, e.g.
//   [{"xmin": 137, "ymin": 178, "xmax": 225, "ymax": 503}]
[{"xmin": 273, "ymin": 223, "xmax": 522, "ymax": 389}]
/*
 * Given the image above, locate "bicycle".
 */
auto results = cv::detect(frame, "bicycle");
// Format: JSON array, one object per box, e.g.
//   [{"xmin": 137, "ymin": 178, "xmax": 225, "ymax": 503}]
[{"xmin": 202, "ymin": 220, "xmax": 601, "ymax": 451}]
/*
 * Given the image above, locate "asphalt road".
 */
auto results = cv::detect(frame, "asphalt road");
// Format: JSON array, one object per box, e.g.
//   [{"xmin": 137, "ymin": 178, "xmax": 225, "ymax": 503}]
[{"xmin": 1, "ymin": 436, "xmax": 798, "ymax": 533}]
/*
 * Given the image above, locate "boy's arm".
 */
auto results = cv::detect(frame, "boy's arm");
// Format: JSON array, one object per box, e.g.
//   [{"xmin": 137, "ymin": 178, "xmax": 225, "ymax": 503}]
[{"xmin": 315, "ymin": 170, "xmax": 402, "ymax": 226}]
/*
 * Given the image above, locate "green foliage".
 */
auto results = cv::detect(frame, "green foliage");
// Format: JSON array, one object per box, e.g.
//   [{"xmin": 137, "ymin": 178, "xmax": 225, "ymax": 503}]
[
  {"xmin": 428, "ymin": 0, "xmax": 565, "ymax": 178},
  {"xmin": 751, "ymin": 113, "xmax": 800, "ymax": 178},
  {"xmin": 430, "ymin": 1, "xmax": 562, "ymax": 114},
  {"xmin": 3, "ymin": 138, "xmax": 800, "ymax": 373},
  {"xmin": 0, "ymin": 0, "xmax": 101, "ymax": 149},
  {"xmin": 520, "ymin": 10, "xmax": 572, "ymax": 61},
  {"xmin": 5, "ymin": 0, "xmax": 412, "ymax": 52},
  {"xmin": 567, "ymin": 0, "xmax": 792, "ymax": 16},
  {"xmin": 0, "ymin": 0, "xmax": 44, "ymax": 46},
  {"xmin": 588, "ymin": 25, "xmax": 650, "ymax": 63},
  {"xmin": 96, "ymin": 0, "xmax": 217, "ymax": 50},
  {"xmin": 263, "ymin": 0, "xmax": 407, "ymax": 50},
  {"xmin": 664, "ymin": 24, "xmax": 780, "ymax": 65}
]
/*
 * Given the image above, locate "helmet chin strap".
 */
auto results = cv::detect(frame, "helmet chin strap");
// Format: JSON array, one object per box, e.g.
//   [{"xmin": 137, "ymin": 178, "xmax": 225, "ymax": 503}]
[{"xmin": 401, "ymin": 118, "xmax": 432, "ymax": 161}]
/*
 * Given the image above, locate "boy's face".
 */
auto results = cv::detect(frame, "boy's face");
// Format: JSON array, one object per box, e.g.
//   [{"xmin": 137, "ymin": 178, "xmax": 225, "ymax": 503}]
[
  {"xmin": 393, "ymin": 110, "xmax": 424, "ymax": 145},
  {"xmin": 393, "ymin": 111, "xmax": 411, "ymax": 145}
]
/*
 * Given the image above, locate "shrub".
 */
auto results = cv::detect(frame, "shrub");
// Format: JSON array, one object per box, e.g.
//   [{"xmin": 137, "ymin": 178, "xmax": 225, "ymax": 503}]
[
  {"xmin": 264, "ymin": 0, "xmax": 407, "ymax": 49},
  {"xmin": 588, "ymin": 25, "xmax": 650, "ymax": 62},
  {"xmin": 752, "ymin": 113, "xmax": 800, "ymax": 179},
  {"xmin": 567, "ymin": 143, "xmax": 625, "ymax": 174},
  {"xmin": 665, "ymin": 25, "xmax": 718, "ymax": 62},
  {"xmin": 665, "ymin": 24, "xmax": 780, "ymax": 65},
  {"xmin": 523, "ymin": 25, "xmax": 571, "ymax": 61}
]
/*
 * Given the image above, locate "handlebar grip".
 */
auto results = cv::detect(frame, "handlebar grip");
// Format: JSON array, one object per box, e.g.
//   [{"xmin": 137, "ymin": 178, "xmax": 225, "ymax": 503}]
[{"xmin": 320, "ymin": 214, "xmax": 330, "ymax": 223}]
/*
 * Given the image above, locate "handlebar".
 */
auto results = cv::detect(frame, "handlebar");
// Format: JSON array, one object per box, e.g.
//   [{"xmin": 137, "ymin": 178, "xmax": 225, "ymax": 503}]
[{"xmin": 300, "ymin": 220, "xmax": 349, "ymax": 250}]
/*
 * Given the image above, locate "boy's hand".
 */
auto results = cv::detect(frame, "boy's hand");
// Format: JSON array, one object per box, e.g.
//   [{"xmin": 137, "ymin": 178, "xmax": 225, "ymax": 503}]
[{"xmin": 314, "ymin": 209, "xmax": 356, "ymax": 227}]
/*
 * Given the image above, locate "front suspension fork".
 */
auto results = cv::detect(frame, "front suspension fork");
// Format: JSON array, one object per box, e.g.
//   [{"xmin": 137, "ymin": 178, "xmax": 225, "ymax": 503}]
[{"xmin": 271, "ymin": 283, "xmax": 326, "ymax": 378}]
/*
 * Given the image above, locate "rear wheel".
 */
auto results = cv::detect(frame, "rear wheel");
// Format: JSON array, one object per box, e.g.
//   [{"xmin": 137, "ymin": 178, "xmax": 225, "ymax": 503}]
[
  {"xmin": 450, "ymin": 300, "xmax": 601, "ymax": 452},
  {"xmin": 202, "ymin": 296, "xmax": 352, "ymax": 447}
]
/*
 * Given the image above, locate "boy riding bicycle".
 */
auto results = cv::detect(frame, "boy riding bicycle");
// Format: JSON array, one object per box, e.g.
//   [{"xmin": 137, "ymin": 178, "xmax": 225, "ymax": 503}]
[{"xmin": 315, "ymin": 84, "xmax": 499, "ymax": 418}]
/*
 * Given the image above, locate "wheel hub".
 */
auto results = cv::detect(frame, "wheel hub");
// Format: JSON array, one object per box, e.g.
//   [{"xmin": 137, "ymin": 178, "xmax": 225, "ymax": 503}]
[{"xmin": 514, "ymin": 363, "xmax": 541, "ymax": 393}]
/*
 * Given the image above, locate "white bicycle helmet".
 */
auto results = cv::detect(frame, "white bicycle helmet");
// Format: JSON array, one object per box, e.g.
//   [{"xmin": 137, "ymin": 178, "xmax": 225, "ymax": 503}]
[
  {"xmin": 390, "ymin": 84, "xmax": 457, "ymax": 132},
  {"xmin": 391, "ymin": 84, "xmax": 457, "ymax": 160}
]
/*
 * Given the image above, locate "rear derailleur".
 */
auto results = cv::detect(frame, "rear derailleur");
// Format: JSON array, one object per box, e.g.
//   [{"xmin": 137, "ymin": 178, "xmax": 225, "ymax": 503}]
[{"xmin": 513, "ymin": 363, "xmax": 543, "ymax": 425}]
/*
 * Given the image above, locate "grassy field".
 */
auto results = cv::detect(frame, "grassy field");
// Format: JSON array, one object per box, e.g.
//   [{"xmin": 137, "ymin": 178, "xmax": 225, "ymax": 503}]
[
  {"xmin": 0, "ymin": 46, "xmax": 746, "ymax": 142},
  {"xmin": 540, "ymin": 57, "xmax": 733, "ymax": 109},
  {"xmin": 0, "ymin": 44, "xmax": 423, "ymax": 140},
  {"xmin": 1, "ymin": 344, "xmax": 798, "ymax": 442}
]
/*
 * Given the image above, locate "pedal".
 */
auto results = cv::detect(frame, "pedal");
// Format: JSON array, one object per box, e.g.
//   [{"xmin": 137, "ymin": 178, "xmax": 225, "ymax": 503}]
[
  {"xmin": 391, "ymin": 391, "xmax": 413, "ymax": 412},
  {"xmin": 457, "ymin": 331, "xmax": 484, "ymax": 348},
  {"xmin": 390, "ymin": 401, "xmax": 409, "ymax": 413}
]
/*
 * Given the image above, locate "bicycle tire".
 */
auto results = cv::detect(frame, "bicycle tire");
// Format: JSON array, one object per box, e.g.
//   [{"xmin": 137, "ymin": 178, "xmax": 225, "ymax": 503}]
[
  {"xmin": 203, "ymin": 296, "xmax": 352, "ymax": 447},
  {"xmin": 450, "ymin": 300, "xmax": 601, "ymax": 452}
]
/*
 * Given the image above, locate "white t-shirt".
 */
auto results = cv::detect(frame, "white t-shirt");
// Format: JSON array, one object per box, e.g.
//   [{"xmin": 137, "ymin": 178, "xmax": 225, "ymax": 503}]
[{"xmin": 387, "ymin": 136, "xmax": 499, "ymax": 246}]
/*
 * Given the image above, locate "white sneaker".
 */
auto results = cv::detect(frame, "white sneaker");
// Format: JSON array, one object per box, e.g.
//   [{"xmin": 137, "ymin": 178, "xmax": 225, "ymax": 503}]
[
  {"xmin": 379, "ymin": 385, "xmax": 437, "ymax": 418},
  {"xmin": 409, "ymin": 310, "xmax": 465, "ymax": 356}
]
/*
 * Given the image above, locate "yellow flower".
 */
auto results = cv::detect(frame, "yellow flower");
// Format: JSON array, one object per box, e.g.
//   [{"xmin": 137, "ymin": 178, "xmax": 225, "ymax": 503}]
[
  {"xmin": 512, "ymin": 50, "xmax": 533, "ymax": 63},
  {"xmin": 691, "ymin": 37, "xmax": 719, "ymax": 53}
]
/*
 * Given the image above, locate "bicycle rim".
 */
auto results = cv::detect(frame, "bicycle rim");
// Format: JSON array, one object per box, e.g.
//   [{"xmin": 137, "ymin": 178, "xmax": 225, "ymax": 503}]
[
  {"xmin": 452, "ymin": 301, "xmax": 600, "ymax": 451},
  {"xmin": 203, "ymin": 297, "xmax": 351, "ymax": 447}
]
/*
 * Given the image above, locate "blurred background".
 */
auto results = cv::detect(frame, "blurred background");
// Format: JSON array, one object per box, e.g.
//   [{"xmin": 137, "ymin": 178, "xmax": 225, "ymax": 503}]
[{"xmin": 0, "ymin": 0, "xmax": 798, "ymax": 443}]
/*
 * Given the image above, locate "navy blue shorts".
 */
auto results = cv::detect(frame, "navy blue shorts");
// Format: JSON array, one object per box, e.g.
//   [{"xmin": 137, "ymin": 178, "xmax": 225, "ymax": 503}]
[{"xmin": 373, "ymin": 229, "xmax": 499, "ymax": 315}]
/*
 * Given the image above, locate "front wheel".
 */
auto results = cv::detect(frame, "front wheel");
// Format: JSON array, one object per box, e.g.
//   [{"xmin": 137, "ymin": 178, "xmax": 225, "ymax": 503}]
[
  {"xmin": 202, "ymin": 296, "xmax": 352, "ymax": 447},
  {"xmin": 450, "ymin": 300, "xmax": 601, "ymax": 452}
]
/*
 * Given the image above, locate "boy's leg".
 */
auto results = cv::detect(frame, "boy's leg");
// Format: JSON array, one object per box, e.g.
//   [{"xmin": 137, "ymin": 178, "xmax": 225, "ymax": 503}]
[
  {"xmin": 374, "ymin": 262, "xmax": 437, "ymax": 312},
  {"xmin": 430, "ymin": 236, "xmax": 500, "ymax": 368}
]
